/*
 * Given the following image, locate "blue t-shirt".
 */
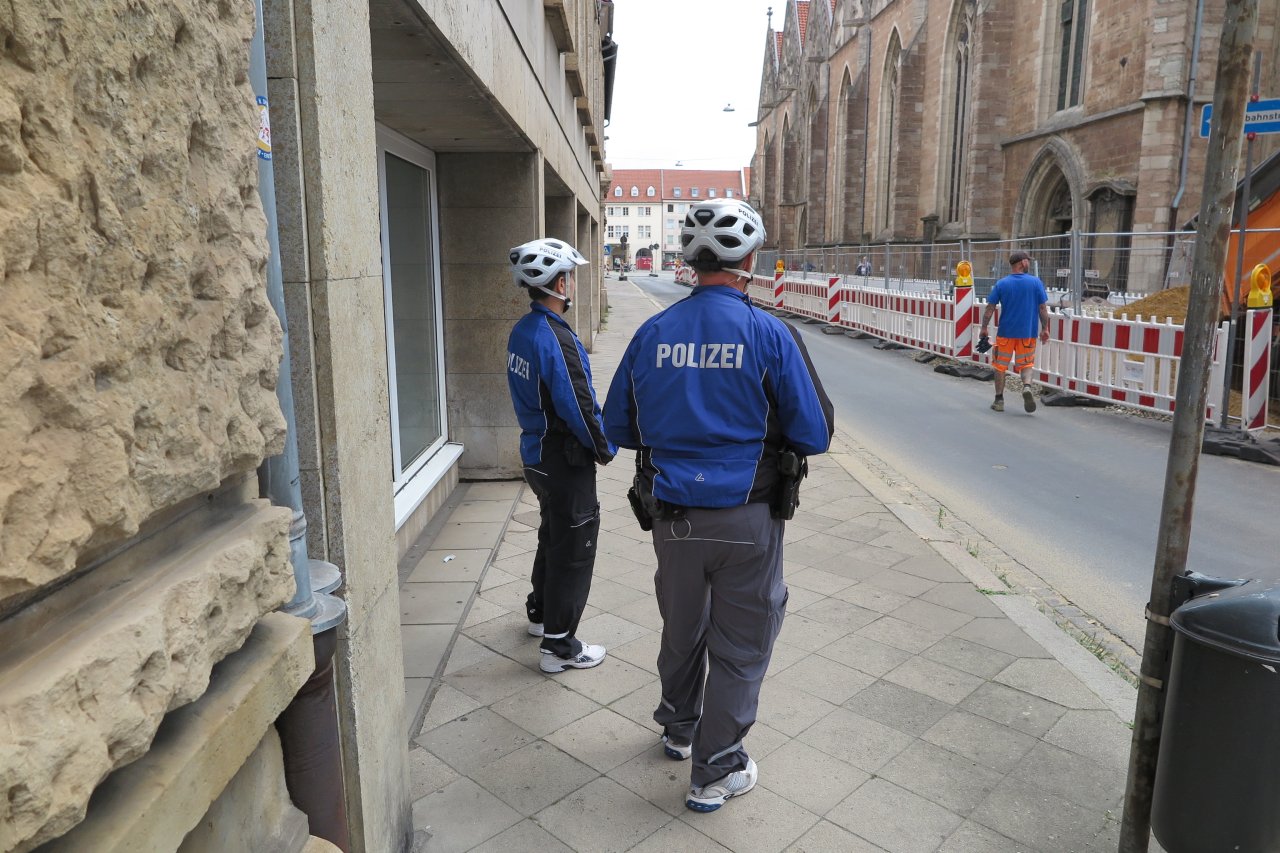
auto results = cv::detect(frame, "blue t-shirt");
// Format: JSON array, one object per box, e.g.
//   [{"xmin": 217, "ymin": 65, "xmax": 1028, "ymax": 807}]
[{"xmin": 987, "ymin": 273, "xmax": 1048, "ymax": 339}]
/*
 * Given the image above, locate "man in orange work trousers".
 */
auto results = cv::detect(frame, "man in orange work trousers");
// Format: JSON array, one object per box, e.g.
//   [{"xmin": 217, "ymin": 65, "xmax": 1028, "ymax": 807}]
[{"xmin": 980, "ymin": 250, "xmax": 1050, "ymax": 413}]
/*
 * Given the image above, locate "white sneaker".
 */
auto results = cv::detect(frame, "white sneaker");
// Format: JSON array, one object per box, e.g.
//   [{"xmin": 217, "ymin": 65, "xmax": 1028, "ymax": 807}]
[
  {"xmin": 686, "ymin": 758, "xmax": 757, "ymax": 812},
  {"xmin": 527, "ymin": 622, "xmax": 544, "ymax": 637},
  {"xmin": 662, "ymin": 732, "xmax": 692, "ymax": 761},
  {"xmin": 539, "ymin": 643, "xmax": 606, "ymax": 673}
]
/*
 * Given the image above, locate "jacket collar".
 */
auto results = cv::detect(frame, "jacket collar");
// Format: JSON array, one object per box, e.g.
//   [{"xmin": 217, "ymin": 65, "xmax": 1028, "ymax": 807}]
[
  {"xmin": 530, "ymin": 301, "xmax": 570, "ymax": 327},
  {"xmin": 690, "ymin": 284, "xmax": 752, "ymax": 305}
]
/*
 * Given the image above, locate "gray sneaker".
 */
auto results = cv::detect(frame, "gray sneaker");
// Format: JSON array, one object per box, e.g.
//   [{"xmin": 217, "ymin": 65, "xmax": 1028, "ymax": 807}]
[
  {"xmin": 991, "ymin": 398, "xmax": 1004, "ymax": 412},
  {"xmin": 686, "ymin": 758, "xmax": 757, "ymax": 812},
  {"xmin": 527, "ymin": 622, "xmax": 544, "ymax": 637},
  {"xmin": 540, "ymin": 643, "xmax": 606, "ymax": 673},
  {"xmin": 1023, "ymin": 388, "xmax": 1037, "ymax": 413}
]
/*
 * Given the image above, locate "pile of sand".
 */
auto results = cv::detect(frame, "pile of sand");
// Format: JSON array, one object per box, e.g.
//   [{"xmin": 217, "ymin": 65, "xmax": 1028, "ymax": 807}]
[{"xmin": 1116, "ymin": 285, "xmax": 1235, "ymax": 325}]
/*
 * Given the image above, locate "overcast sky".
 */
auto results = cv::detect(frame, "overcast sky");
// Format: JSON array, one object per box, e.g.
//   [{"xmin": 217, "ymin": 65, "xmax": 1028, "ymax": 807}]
[{"xmin": 606, "ymin": 0, "xmax": 778, "ymax": 171}]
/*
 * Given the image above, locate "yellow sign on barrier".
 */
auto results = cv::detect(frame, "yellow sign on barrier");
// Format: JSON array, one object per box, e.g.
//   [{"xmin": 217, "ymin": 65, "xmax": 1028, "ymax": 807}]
[
  {"xmin": 955, "ymin": 260, "xmax": 973, "ymax": 289},
  {"xmin": 1249, "ymin": 264, "xmax": 1273, "ymax": 308}
]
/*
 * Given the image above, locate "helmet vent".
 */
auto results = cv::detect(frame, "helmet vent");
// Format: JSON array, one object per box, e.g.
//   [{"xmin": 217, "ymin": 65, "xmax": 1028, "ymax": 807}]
[{"xmin": 694, "ymin": 209, "xmax": 715, "ymax": 225}]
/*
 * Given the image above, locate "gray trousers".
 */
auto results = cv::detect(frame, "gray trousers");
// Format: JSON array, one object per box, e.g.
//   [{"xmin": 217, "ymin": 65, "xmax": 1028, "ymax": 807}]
[{"xmin": 650, "ymin": 503, "xmax": 787, "ymax": 787}]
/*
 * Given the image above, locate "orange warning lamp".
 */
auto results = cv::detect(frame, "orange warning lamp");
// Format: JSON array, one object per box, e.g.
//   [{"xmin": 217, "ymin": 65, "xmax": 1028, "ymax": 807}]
[
  {"xmin": 1247, "ymin": 264, "xmax": 1272, "ymax": 309},
  {"xmin": 955, "ymin": 260, "xmax": 974, "ymax": 289}
]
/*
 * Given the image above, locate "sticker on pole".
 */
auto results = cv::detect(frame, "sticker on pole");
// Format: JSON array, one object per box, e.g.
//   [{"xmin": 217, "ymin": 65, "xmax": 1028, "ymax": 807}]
[{"xmin": 256, "ymin": 95, "xmax": 272, "ymax": 160}]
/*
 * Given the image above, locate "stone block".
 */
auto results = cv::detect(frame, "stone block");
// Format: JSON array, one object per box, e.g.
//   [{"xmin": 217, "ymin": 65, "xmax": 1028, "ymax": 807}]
[
  {"xmin": 0, "ymin": 500, "xmax": 295, "ymax": 853},
  {"xmin": 291, "ymin": 0, "xmax": 383, "ymax": 283},
  {"xmin": 0, "ymin": 0, "xmax": 287, "ymax": 608},
  {"xmin": 333, "ymin": 585, "xmax": 411, "ymax": 853},
  {"xmin": 445, "ymin": 324, "xmax": 510, "ymax": 382},
  {"xmin": 36, "ymin": 612, "xmax": 313, "ymax": 853},
  {"xmin": 177, "ymin": 728, "xmax": 310, "ymax": 853}
]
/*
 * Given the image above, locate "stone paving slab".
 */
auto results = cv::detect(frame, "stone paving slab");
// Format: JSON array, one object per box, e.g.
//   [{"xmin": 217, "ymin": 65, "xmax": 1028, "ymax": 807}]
[{"xmin": 402, "ymin": 280, "xmax": 1151, "ymax": 852}]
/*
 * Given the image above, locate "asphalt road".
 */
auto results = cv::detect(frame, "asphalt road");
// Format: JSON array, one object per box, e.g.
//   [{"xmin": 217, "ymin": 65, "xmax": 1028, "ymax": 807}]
[{"xmin": 620, "ymin": 271, "xmax": 1279, "ymax": 651}]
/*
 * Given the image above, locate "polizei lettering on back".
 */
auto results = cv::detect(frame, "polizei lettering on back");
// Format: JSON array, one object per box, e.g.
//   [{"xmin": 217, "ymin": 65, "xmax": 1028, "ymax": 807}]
[
  {"xmin": 508, "ymin": 351, "xmax": 532, "ymax": 380},
  {"xmin": 655, "ymin": 342, "xmax": 746, "ymax": 369}
]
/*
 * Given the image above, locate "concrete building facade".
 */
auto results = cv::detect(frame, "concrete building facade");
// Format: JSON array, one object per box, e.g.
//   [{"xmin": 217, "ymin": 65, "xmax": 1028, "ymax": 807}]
[
  {"xmin": 751, "ymin": 0, "xmax": 1279, "ymax": 292},
  {"xmin": 0, "ymin": 0, "xmax": 612, "ymax": 851}
]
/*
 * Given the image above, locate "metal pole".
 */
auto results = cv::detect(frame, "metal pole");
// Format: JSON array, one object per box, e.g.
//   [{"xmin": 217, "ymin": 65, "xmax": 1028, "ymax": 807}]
[
  {"xmin": 1118, "ymin": 3, "xmax": 1258, "ymax": 850},
  {"xmin": 1218, "ymin": 51, "xmax": 1262, "ymax": 428},
  {"xmin": 1070, "ymin": 229, "xmax": 1084, "ymax": 313}
]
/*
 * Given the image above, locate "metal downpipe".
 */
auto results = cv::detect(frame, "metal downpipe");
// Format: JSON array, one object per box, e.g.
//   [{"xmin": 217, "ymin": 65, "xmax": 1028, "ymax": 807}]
[{"xmin": 250, "ymin": 2, "xmax": 350, "ymax": 849}]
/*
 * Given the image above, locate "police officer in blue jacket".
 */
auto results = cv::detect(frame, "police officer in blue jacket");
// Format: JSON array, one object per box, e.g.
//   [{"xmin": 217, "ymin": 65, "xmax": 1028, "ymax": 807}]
[
  {"xmin": 507, "ymin": 238, "xmax": 616, "ymax": 673},
  {"xmin": 603, "ymin": 199, "xmax": 834, "ymax": 812}
]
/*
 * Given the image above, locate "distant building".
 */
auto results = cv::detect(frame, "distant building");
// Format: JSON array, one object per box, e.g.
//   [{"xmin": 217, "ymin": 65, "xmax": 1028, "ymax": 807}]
[
  {"xmin": 609, "ymin": 168, "xmax": 748, "ymax": 267},
  {"xmin": 752, "ymin": 0, "xmax": 1280, "ymax": 292}
]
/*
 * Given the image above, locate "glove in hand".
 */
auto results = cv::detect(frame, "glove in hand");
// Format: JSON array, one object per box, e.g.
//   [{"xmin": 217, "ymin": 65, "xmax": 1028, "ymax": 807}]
[{"xmin": 975, "ymin": 334, "xmax": 992, "ymax": 354}]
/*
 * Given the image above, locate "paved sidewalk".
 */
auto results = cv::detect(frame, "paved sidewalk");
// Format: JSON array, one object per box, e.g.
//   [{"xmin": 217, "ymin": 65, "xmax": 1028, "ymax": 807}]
[{"xmin": 403, "ymin": 279, "xmax": 1144, "ymax": 853}]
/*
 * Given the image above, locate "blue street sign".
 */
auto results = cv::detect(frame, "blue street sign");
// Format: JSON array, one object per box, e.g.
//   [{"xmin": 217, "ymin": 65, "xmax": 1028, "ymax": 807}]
[{"xmin": 1200, "ymin": 98, "xmax": 1280, "ymax": 138}]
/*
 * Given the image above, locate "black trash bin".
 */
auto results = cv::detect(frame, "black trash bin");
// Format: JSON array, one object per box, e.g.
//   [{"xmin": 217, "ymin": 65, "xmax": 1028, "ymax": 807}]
[{"xmin": 1151, "ymin": 578, "xmax": 1280, "ymax": 853}]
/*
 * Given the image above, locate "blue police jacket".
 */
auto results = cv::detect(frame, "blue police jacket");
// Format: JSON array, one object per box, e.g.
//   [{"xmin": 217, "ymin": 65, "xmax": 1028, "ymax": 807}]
[
  {"xmin": 603, "ymin": 285, "xmax": 834, "ymax": 508},
  {"xmin": 507, "ymin": 302, "xmax": 615, "ymax": 466}
]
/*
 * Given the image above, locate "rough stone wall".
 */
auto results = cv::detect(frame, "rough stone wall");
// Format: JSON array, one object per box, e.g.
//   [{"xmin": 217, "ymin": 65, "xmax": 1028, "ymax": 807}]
[
  {"xmin": 0, "ymin": 1, "xmax": 285, "ymax": 607},
  {"xmin": 0, "ymin": 499, "xmax": 294, "ymax": 852}
]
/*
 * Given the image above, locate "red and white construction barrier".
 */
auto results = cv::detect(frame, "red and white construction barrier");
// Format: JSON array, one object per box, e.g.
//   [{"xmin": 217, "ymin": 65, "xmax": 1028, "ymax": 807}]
[
  {"xmin": 838, "ymin": 288, "xmax": 957, "ymax": 355},
  {"xmin": 749, "ymin": 263, "xmax": 1259, "ymax": 425},
  {"xmin": 776, "ymin": 275, "xmax": 845, "ymax": 325},
  {"xmin": 954, "ymin": 282, "xmax": 975, "ymax": 359},
  {"xmin": 1243, "ymin": 307, "xmax": 1273, "ymax": 432},
  {"xmin": 1035, "ymin": 313, "xmax": 1228, "ymax": 421}
]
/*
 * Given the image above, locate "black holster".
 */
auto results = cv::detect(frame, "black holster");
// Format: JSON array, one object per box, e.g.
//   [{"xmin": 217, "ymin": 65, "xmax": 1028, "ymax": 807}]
[
  {"xmin": 626, "ymin": 481, "xmax": 654, "ymax": 531},
  {"xmin": 771, "ymin": 449, "xmax": 808, "ymax": 520},
  {"xmin": 627, "ymin": 453, "xmax": 684, "ymax": 531}
]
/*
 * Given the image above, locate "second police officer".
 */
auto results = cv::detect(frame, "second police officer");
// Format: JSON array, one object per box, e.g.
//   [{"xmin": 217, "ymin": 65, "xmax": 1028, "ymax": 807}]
[
  {"xmin": 506, "ymin": 238, "xmax": 615, "ymax": 674},
  {"xmin": 603, "ymin": 199, "xmax": 834, "ymax": 812}
]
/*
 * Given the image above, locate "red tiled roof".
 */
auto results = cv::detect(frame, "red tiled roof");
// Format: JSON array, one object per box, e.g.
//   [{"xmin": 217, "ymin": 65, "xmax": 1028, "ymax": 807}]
[
  {"xmin": 659, "ymin": 169, "xmax": 744, "ymax": 200},
  {"xmin": 796, "ymin": 1, "xmax": 810, "ymax": 45},
  {"xmin": 609, "ymin": 169, "xmax": 746, "ymax": 202},
  {"xmin": 743, "ymin": 167, "xmax": 752, "ymax": 196},
  {"xmin": 607, "ymin": 169, "xmax": 665, "ymax": 200},
  {"xmin": 774, "ymin": 30, "xmax": 783, "ymax": 60}
]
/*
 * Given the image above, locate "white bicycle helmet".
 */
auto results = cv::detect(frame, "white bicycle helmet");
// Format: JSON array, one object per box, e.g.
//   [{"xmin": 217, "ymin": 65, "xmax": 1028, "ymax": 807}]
[
  {"xmin": 509, "ymin": 238, "xmax": 589, "ymax": 289},
  {"xmin": 680, "ymin": 199, "xmax": 766, "ymax": 266}
]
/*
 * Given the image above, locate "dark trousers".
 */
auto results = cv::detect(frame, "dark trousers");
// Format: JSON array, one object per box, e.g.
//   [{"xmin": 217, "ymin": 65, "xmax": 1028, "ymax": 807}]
[
  {"xmin": 524, "ymin": 441, "xmax": 601, "ymax": 658},
  {"xmin": 650, "ymin": 503, "xmax": 787, "ymax": 787}
]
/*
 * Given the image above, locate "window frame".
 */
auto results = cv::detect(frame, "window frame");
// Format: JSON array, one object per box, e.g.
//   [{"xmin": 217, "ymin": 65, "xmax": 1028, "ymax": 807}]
[
  {"xmin": 1055, "ymin": 0, "xmax": 1089, "ymax": 112},
  {"xmin": 375, "ymin": 125, "xmax": 461, "ymax": 527}
]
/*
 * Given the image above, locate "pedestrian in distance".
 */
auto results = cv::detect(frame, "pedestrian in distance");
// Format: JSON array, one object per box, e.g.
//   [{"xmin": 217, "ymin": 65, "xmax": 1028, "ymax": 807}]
[
  {"xmin": 980, "ymin": 250, "xmax": 1051, "ymax": 413},
  {"xmin": 855, "ymin": 256, "xmax": 872, "ymax": 276},
  {"xmin": 603, "ymin": 199, "xmax": 835, "ymax": 813},
  {"xmin": 505, "ymin": 238, "xmax": 616, "ymax": 673}
]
